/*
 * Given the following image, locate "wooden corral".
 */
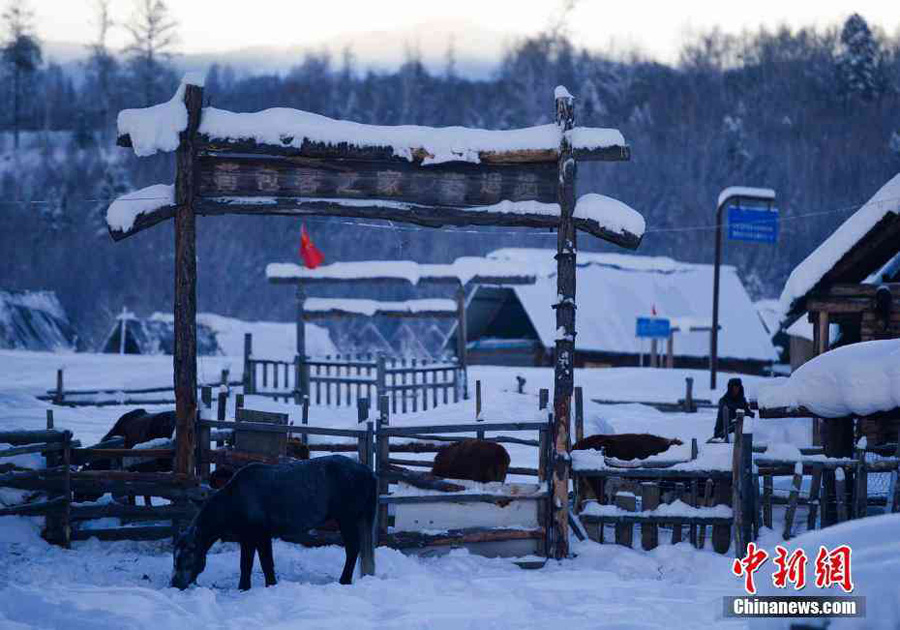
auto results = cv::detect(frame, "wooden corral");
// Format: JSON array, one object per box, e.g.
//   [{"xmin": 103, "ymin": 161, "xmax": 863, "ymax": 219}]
[{"xmin": 109, "ymin": 77, "xmax": 645, "ymax": 560}]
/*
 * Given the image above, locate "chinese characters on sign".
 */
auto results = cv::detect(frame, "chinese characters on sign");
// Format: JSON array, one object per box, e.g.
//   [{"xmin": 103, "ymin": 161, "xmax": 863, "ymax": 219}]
[{"xmin": 732, "ymin": 544, "xmax": 854, "ymax": 595}]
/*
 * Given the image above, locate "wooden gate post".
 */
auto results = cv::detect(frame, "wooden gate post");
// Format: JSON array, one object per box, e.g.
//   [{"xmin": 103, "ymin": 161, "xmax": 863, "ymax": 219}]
[
  {"xmin": 455, "ymin": 285, "xmax": 469, "ymax": 400},
  {"xmin": 296, "ymin": 283, "xmax": 307, "ymax": 395},
  {"xmin": 550, "ymin": 86, "xmax": 576, "ymax": 559},
  {"xmin": 243, "ymin": 332, "xmax": 253, "ymax": 394},
  {"xmin": 173, "ymin": 80, "xmax": 203, "ymax": 478}
]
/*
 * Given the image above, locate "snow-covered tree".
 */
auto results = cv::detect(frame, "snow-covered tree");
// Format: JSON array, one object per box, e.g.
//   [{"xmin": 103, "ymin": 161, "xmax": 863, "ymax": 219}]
[
  {"xmin": 2, "ymin": 0, "xmax": 41, "ymax": 148},
  {"xmin": 837, "ymin": 13, "xmax": 884, "ymax": 101}
]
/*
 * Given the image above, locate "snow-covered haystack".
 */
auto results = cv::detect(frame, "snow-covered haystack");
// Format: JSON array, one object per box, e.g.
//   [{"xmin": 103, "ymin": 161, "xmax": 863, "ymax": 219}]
[
  {"xmin": 758, "ymin": 339, "xmax": 900, "ymax": 417},
  {"xmin": 101, "ymin": 313, "xmax": 218, "ymax": 356},
  {"xmin": 0, "ymin": 290, "xmax": 78, "ymax": 352}
]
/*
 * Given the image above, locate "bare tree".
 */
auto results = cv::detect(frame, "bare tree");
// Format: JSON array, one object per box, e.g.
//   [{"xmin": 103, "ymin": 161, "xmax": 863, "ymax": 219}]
[
  {"xmin": 85, "ymin": 0, "xmax": 117, "ymax": 138},
  {"xmin": 2, "ymin": 0, "xmax": 41, "ymax": 149},
  {"xmin": 123, "ymin": 0, "xmax": 178, "ymax": 106}
]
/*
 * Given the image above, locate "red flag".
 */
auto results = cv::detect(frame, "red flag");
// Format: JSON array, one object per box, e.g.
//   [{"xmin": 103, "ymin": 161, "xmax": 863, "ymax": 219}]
[{"xmin": 300, "ymin": 223, "xmax": 325, "ymax": 269}]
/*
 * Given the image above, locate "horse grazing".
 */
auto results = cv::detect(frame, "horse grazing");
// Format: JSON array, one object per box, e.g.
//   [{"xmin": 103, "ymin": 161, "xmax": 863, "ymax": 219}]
[
  {"xmin": 571, "ymin": 433, "xmax": 683, "ymax": 461},
  {"xmin": 432, "ymin": 439, "xmax": 510, "ymax": 483},
  {"xmin": 171, "ymin": 455, "xmax": 377, "ymax": 591}
]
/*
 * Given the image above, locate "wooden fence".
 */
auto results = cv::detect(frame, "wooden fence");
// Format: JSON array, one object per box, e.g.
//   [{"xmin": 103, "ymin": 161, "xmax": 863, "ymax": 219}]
[
  {"xmin": 244, "ymin": 333, "xmax": 463, "ymax": 411},
  {"xmin": 39, "ymin": 367, "xmax": 239, "ymax": 407},
  {"xmin": 0, "ymin": 411, "xmax": 202, "ymax": 545}
]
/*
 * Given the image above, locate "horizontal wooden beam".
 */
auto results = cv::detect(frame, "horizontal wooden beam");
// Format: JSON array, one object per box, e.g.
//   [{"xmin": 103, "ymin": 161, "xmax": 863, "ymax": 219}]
[
  {"xmin": 0, "ymin": 430, "xmax": 69, "ymax": 446},
  {"xmin": 579, "ymin": 513, "xmax": 732, "ymax": 526},
  {"xmin": 109, "ymin": 196, "xmax": 642, "ymax": 250},
  {"xmin": 199, "ymin": 419, "xmax": 366, "ymax": 438},
  {"xmin": 573, "ymin": 468, "xmax": 732, "ymax": 479},
  {"xmin": 70, "ymin": 502, "xmax": 195, "ymax": 521},
  {"xmin": 303, "ymin": 308, "xmax": 458, "ymax": 320},
  {"xmin": 384, "ymin": 527, "xmax": 545, "ymax": 549},
  {"xmin": 71, "ymin": 525, "xmax": 175, "ymax": 542},
  {"xmin": 380, "ymin": 491, "xmax": 549, "ymax": 505},
  {"xmin": 381, "ymin": 421, "xmax": 548, "ymax": 436},
  {"xmin": 0, "ymin": 496, "xmax": 67, "ymax": 517}
]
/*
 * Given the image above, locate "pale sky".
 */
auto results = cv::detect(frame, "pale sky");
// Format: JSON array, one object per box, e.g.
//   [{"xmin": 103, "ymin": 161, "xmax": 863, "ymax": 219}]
[{"xmin": 29, "ymin": 0, "xmax": 900, "ymax": 63}]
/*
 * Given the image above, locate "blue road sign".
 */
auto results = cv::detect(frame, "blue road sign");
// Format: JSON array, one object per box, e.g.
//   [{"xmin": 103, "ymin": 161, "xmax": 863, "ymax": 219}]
[
  {"xmin": 728, "ymin": 206, "xmax": 779, "ymax": 243},
  {"xmin": 636, "ymin": 317, "xmax": 671, "ymax": 339}
]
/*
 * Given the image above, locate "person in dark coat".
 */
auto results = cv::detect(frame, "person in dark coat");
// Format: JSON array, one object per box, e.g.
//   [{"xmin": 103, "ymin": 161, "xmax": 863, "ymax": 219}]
[{"xmin": 713, "ymin": 378, "xmax": 754, "ymax": 439}]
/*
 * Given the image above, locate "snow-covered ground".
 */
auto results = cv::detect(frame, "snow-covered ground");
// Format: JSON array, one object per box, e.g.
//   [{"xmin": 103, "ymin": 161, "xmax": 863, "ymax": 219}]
[{"xmin": 0, "ymin": 349, "xmax": 889, "ymax": 629}]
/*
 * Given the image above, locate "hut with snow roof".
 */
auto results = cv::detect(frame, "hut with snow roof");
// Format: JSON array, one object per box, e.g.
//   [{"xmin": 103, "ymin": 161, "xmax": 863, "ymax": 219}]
[
  {"xmin": 777, "ymin": 173, "xmax": 900, "ymax": 447},
  {"xmin": 446, "ymin": 248, "xmax": 777, "ymax": 373}
]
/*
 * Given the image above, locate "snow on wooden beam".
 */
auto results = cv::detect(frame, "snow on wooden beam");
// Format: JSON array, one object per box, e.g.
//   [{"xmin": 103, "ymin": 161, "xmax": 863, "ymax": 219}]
[
  {"xmin": 302, "ymin": 298, "xmax": 458, "ymax": 319},
  {"xmin": 108, "ymin": 196, "xmax": 644, "ymax": 248},
  {"xmin": 266, "ymin": 258, "xmax": 536, "ymax": 287}
]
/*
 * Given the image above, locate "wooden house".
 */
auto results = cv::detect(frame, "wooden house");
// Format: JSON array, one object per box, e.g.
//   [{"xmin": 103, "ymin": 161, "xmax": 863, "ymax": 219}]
[
  {"xmin": 446, "ymin": 248, "xmax": 777, "ymax": 373},
  {"xmin": 778, "ymin": 173, "xmax": 900, "ymax": 447}
]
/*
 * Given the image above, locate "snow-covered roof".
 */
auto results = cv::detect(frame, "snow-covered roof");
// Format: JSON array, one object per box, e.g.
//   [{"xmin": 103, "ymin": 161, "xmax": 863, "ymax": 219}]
[
  {"xmin": 0, "ymin": 290, "xmax": 78, "ymax": 352},
  {"xmin": 118, "ymin": 77, "xmax": 626, "ymax": 165},
  {"xmin": 267, "ymin": 257, "xmax": 535, "ymax": 286},
  {"xmin": 717, "ymin": 186, "xmax": 775, "ymax": 208},
  {"xmin": 780, "ymin": 173, "xmax": 900, "ymax": 316},
  {"xmin": 304, "ymin": 298, "xmax": 457, "ymax": 318},
  {"xmin": 758, "ymin": 339, "xmax": 900, "ymax": 417},
  {"xmin": 480, "ymin": 249, "xmax": 777, "ymax": 362}
]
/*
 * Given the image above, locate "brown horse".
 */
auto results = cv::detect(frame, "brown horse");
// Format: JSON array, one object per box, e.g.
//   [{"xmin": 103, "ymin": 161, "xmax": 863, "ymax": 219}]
[
  {"xmin": 432, "ymin": 439, "xmax": 510, "ymax": 483},
  {"xmin": 77, "ymin": 409, "xmax": 176, "ymax": 505}
]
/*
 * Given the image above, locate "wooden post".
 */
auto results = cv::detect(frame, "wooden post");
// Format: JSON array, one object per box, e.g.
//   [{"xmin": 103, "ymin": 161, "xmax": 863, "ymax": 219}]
[
  {"xmin": 574, "ymin": 387, "xmax": 584, "ymax": 443},
  {"xmin": 697, "ymin": 479, "xmax": 714, "ymax": 549},
  {"xmin": 811, "ymin": 311, "xmax": 830, "ymax": 446},
  {"xmin": 666, "ymin": 332, "xmax": 674, "ymax": 368},
  {"xmin": 640, "ymin": 482, "xmax": 659, "ymax": 550},
  {"xmin": 691, "ymin": 438, "xmax": 699, "ymax": 461},
  {"xmin": 806, "ymin": 466, "xmax": 822, "ymax": 531},
  {"xmin": 690, "ymin": 478, "xmax": 700, "ymax": 545},
  {"xmin": 45, "ymin": 409, "xmax": 54, "ymax": 430},
  {"xmin": 854, "ymin": 444, "xmax": 867, "ymax": 519},
  {"xmin": 783, "ymin": 462, "xmax": 803, "ymax": 539},
  {"xmin": 357, "ymin": 397, "xmax": 369, "ymax": 424},
  {"xmin": 172, "ymin": 80, "xmax": 203, "ymax": 478},
  {"xmin": 475, "ymin": 380, "xmax": 484, "ymax": 439},
  {"xmin": 376, "ymin": 355, "xmax": 386, "ymax": 403},
  {"xmin": 243, "ymin": 333, "xmax": 253, "ymax": 394},
  {"xmin": 614, "ymin": 492, "xmax": 635, "ymax": 547},
  {"xmin": 455, "ymin": 285, "xmax": 469, "ymax": 400},
  {"xmin": 539, "ymin": 388, "xmax": 549, "ymax": 411},
  {"xmin": 731, "ymin": 410, "xmax": 745, "ymax": 556},
  {"xmin": 54, "ymin": 369, "xmax": 64, "ymax": 405},
  {"xmin": 650, "ymin": 339, "xmax": 658, "ymax": 368},
  {"xmin": 359, "ymin": 419, "xmax": 376, "ymax": 577},
  {"xmin": 685, "ymin": 377, "xmax": 694, "ymax": 413},
  {"xmin": 740, "ymin": 429, "xmax": 754, "ymax": 550},
  {"xmin": 763, "ymin": 475, "xmax": 773, "ymax": 529},
  {"xmin": 198, "ymin": 386, "xmax": 212, "ymax": 480},
  {"xmin": 550, "ymin": 86, "xmax": 576, "ymax": 560},
  {"xmin": 375, "ymin": 395, "xmax": 390, "ymax": 541},
  {"xmin": 296, "ymin": 283, "xmax": 306, "ymax": 387},
  {"xmin": 301, "ymin": 395, "xmax": 309, "ymax": 445},
  {"xmin": 834, "ymin": 467, "xmax": 847, "ymax": 522},
  {"xmin": 671, "ymin": 482, "xmax": 685, "ymax": 544},
  {"xmin": 61, "ymin": 430, "xmax": 71, "ymax": 548},
  {"xmin": 236, "ymin": 393, "xmax": 244, "ymax": 410}
]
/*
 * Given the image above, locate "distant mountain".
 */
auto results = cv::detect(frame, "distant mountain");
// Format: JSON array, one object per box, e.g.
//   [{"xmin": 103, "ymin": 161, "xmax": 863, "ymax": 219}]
[{"xmin": 42, "ymin": 19, "xmax": 516, "ymax": 81}]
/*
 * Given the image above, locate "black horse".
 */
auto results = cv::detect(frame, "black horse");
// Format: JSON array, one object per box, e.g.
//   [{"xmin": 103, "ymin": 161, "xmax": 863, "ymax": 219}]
[{"xmin": 171, "ymin": 456, "xmax": 377, "ymax": 591}]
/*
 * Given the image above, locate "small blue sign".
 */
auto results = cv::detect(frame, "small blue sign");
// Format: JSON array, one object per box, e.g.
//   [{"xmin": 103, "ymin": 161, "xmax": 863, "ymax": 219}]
[
  {"xmin": 728, "ymin": 206, "xmax": 779, "ymax": 243},
  {"xmin": 636, "ymin": 317, "xmax": 671, "ymax": 339}
]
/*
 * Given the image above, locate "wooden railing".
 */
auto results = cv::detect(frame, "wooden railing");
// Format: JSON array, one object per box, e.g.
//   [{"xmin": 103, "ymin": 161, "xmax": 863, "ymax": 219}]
[{"xmin": 243, "ymin": 333, "xmax": 464, "ymax": 410}]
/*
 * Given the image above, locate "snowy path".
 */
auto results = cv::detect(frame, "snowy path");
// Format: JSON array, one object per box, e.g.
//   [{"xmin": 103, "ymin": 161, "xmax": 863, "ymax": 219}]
[{"xmin": 0, "ymin": 520, "xmax": 745, "ymax": 630}]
